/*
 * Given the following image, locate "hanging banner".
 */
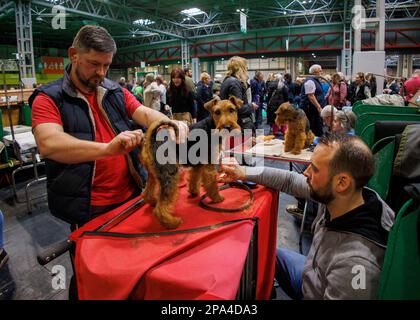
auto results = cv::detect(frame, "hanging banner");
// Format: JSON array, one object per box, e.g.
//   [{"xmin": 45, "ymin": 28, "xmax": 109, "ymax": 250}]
[
  {"xmin": 0, "ymin": 59, "xmax": 18, "ymax": 71},
  {"xmin": 41, "ymin": 56, "xmax": 65, "ymax": 74},
  {"xmin": 240, "ymin": 12, "xmax": 247, "ymax": 35}
]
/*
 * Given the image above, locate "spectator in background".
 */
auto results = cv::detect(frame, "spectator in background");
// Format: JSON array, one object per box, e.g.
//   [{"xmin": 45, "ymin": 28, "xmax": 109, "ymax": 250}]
[
  {"xmin": 118, "ymin": 77, "xmax": 133, "ymax": 91},
  {"xmin": 332, "ymin": 110, "xmax": 357, "ymax": 135},
  {"xmin": 400, "ymin": 69, "xmax": 420, "ymax": 104},
  {"xmin": 267, "ymin": 74, "xmax": 289, "ymax": 135},
  {"xmin": 293, "ymin": 77, "xmax": 304, "ymax": 106},
  {"xmin": 183, "ymin": 68, "xmax": 196, "ymax": 94},
  {"xmin": 132, "ymin": 78, "xmax": 144, "ymax": 104},
  {"xmin": 321, "ymin": 74, "xmax": 331, "ymax": 98},
  {"xmin": 366, "ymin": 73, "xmax": 377, "ymax": 97},
  {"xmin": 284, "ymin": 73, "xmax": 297, "ymax": 104},
  {"xmin": 348, "ymin": 72, "xmax": 371, "ymax": 105},
  {"xmin": 0, "ymin": 210, "xmax": 8, "ymax": 270},
  {"xmin": 155, "ymin": 75, "xmax": 167, "ymax": 112},
  {"xmin": 196, "ymin": 72, "xmax": 214, "ymax": 121},
  {"xmin": 212, "ymin": 74, "xmax": 223, "ymax": 93},
  {"xmin": 166, "ymin": 67, "xmax": 196, "ymax": 125},
  {"xmin": 325, "ymin": 73, "xmax": 347, "ymax": 109},
  {"xmin": 118, "ymin": 76, "xmax": 126, "ymax": 88},
  {"xmin": 184, "ymin": 67, "xmax": 198, "ymax": 122},
  {"xmin": 219, "ymin": 56, "xmax": 255, "ymax": 133},
  {"xmin": 383, "ymin": 77, "xmax": 400, "ymax": 95},
  {"xmin": 143, "ymin": 73, "xmax": 161, "ymax": 111},
  {"xmin": 266, "ymin": 73, "xmax": 275, "ymax": 91},
  {"xmin": 321, "ymin": 105, "xmax": 338, "ymax": 132},
  {"xmin": 299, "ymin": 64, "xmax": 326, "ymax": 137},
  {"xmin": 250, "ymin": 71, "xmax": 266, "ymax": 129}
]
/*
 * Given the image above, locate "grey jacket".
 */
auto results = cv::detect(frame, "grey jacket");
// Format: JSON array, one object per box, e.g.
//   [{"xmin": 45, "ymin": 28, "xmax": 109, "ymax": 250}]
[{"xmin": 245, "ymin": 167, "xmax": 395, "ymax": 300}]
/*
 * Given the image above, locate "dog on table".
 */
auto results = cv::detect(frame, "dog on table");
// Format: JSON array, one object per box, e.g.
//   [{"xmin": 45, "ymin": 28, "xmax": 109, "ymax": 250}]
[
  {"xmin": 141, "ymin": 96, "xmax": 243, "ymax": 229},
  {"xmin": 275, "ymin": 102, "xmax": 315, "ymax": 155}
]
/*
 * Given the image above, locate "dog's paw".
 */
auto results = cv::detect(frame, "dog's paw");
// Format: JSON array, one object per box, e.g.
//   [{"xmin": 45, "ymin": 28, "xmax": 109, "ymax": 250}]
[
  {"xmin": 291, "ymin": 149, "xmax": 302, "ymax": 155},
  {"xmin": 144, "ymin": 196, "xmax": 157, "ymax": 207},
  {"xmin": 188, "ymin": 188, "xmax": 200, "ymax": 197},
  {"xmin": 162, "ymin": 216, "xmax": 183, "ymax": 229},
  {"xmin": 211, "ymin": 194, "xmax": 224, "ymax": 203}
]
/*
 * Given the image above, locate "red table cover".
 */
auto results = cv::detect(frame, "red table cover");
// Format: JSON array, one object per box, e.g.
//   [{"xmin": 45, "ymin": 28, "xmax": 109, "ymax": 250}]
[{"xmin": 70, "ymin": 183, "xmax": 278, "ymax": 300}]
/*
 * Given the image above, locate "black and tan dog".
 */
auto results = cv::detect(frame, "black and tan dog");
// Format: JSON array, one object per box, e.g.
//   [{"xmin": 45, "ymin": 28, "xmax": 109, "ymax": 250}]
[
  {"xmin": 141, "ymin": 96, "xmax": 243, "ymax": 229},
  {"xmin": 275, "ymin": 102, "xmax": 315, "ymax": 155}
]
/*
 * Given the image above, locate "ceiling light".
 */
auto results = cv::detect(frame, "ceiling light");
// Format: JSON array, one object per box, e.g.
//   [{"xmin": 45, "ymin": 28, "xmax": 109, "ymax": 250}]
[{"xmin": 181, "ymin": 8, "xmax": 205, "ymax": 16}]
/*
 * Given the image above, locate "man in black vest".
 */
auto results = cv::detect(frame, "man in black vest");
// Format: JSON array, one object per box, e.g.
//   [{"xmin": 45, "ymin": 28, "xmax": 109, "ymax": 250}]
[
  {"xmin": 29, "ymin": 25, "xmax": 188, "ymax": 227},
  {"xmin": 299, "ymin": 64, "xmax": 326, "ymax": 137}
]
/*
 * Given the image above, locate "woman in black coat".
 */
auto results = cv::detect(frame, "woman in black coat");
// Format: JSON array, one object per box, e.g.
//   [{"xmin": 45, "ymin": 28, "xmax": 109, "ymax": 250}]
[{"xmin": 219, "ymin": 56, "xmax": 255, "ymax": 133}]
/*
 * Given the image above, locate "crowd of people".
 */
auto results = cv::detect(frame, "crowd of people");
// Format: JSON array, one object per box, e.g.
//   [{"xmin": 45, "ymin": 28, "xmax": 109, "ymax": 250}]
[{"xmin": 117, "ymin": 58, "xmax": 418, "ymax": 143}]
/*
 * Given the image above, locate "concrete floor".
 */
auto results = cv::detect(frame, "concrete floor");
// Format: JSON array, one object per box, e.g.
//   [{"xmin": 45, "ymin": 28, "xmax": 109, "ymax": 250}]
[{"xmin": 0, "ymin": 123, "xmax": 313, "ymax": 300}]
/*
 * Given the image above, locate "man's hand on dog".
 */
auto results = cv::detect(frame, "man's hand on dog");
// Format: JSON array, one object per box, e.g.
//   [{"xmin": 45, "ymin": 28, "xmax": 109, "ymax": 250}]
[
  {"xmin": 106, "ymin": 129, "xmax": 144, "ymax": 155},
  {"xmin": 157, "ymin": 120, "xmax": 189, "ymax": 144}
]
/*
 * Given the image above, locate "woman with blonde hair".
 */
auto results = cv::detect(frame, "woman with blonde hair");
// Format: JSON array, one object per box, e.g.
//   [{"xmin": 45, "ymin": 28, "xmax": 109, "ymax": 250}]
[{"xmin": 219, "ymin": 56, "xmax": 255, "ymax": 132}]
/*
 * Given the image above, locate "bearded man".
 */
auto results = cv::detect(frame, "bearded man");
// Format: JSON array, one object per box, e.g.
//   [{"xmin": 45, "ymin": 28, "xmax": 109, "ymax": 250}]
[
  {"xmin": 30, "ymin": 25, "xmax": 188, "ymax": 227},
  {"xmin": 221, "ymin": 134, "xmax": 395, "ymax": 299}
]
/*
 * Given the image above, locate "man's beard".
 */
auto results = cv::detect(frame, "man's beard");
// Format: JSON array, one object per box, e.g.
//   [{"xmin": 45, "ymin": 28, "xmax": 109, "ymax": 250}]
[
  {"xmin": 75, "ymin": 66, "xmax": 103, "ymax": 90},
  {"xmin": 307, "ymin": 178, "xmax": 335, "ymax": 204}
]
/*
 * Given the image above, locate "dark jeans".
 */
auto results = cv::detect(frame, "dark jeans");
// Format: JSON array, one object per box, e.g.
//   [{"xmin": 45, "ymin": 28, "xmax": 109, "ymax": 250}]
[
  {"xmin": 275, "ymin": 248, "xmax": 306, "ymax": 300},
  {"xmin": 254, "ymin": 104, "xmax": 263, "ymax": 128}
]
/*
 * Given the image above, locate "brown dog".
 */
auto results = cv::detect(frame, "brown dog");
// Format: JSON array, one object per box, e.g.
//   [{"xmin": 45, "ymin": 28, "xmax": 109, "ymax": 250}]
[
  {"xmin": 275, "ymin": 102, "xmax": 315, "ymax": 155},
  {"xmin": 141, "ymin": 96, "xmax": 243, "ymax": 229}
]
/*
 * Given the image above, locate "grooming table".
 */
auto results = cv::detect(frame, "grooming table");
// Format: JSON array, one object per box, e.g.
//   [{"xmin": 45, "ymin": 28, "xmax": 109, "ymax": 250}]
[{"xmin": 69, "ymin": 183, "xmax": 278, "ymax": 300}]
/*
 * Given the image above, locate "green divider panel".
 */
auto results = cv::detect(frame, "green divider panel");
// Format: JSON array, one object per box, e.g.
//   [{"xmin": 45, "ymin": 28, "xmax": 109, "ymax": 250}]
[
  {"xmin": 22, "ymin": 103, "xmax": 32, "ymax": 126},
  {"xmin": 367, "ymin": 136, "xmax": 395, "ymax": 200},
  {"xmin": 353, "ymin": 104, "xmax": 420, "ymax": 118},
  {"xmin": 355, "ymin": 112, "xmax": 420, "ymax": 147},
  {"xmin": 377, "ymin": 198, "xmax": 420, "ymax": 300}
]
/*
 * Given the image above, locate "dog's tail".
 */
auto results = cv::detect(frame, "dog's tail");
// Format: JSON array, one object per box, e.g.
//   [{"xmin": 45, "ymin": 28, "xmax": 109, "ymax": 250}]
[{"xmin": 143, "ymin": 119, "xmax": 179, "ymax": 169}]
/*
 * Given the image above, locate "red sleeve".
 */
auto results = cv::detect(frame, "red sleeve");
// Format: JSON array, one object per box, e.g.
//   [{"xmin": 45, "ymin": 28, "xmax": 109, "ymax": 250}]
[
  {"xmin": 31, "ymin": 93, "xmax": 63, "ymax": 128},
  {"xmin": 122, "ymin": 87, "xmax": 142, "ymax": 118}
]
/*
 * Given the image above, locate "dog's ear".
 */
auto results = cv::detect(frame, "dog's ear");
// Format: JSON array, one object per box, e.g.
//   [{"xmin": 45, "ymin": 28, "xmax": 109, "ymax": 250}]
[
  {"xmin": 204, "ymin": 98, "xmax": 219, "ymax": 111},
  {"xmin": 228, "ymin": 96, "xmax": 243, "ymax": 109}
]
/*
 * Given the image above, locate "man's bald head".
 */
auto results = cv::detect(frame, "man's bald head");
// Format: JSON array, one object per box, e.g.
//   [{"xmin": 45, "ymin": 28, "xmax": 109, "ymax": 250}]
[{"xmin": 317, "ymin": 134, "xmax": 374, "ymax": 190}]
